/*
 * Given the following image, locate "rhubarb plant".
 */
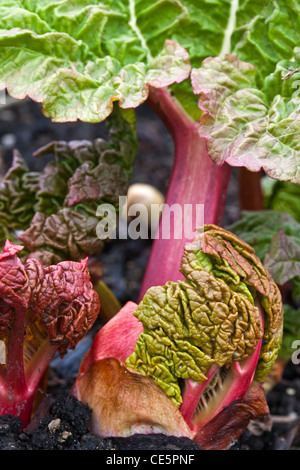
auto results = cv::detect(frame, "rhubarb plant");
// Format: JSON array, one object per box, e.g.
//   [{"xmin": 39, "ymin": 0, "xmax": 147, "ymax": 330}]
[
  {"xmin": 0, "ymin": 0, "xmax": 298, "ymax": 447},
  {"xmin": 0, "ymin": 240, "xmax": 100, "ymax": 428},
  {"xmin": 74, "ymin": 225, "xmax": 283, "ymax": 446}
]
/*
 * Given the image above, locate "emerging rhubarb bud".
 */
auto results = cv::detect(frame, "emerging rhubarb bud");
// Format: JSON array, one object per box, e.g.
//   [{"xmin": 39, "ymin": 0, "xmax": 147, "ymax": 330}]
[
  {"xmin": 0, "ymin": 240, "xmax": 100, "ymax": 427},
  {"xmin": 126, "ymin": 225, "xmax": 283, "ymax": 432},
  {"xmin": 75, "ymin": 225, "xmax": 283, "ymax": 443}
]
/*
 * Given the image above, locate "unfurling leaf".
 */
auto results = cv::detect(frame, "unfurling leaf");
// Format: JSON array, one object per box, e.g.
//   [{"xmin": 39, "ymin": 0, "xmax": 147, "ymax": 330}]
[
  {"xmin": 126, "ymin": 225, "xmax": 283, "ymax": 409},
  {"xmin": 76, "ymin": 225, "xmax": 283, "ymax": 442},
  {"xmin": 0, "ymin": 240, "xmax": 100, "ymax": 355},
  {"xmin": 30, "ymin": 257, "xmax": 100, "ymax": 356},
  {"xmin": 0, "ymin": 240, "xmax": 100, "ymax": 426}
]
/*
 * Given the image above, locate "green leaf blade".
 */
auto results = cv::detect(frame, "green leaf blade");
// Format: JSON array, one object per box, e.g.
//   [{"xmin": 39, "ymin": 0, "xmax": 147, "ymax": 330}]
[{"xmin": 0, "ymin": 1, "xmax": 190, "ymax": 122}]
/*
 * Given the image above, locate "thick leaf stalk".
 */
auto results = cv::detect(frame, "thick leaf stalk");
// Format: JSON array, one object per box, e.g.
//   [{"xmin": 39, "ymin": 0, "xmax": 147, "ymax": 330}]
[
  {"xmin": 139, "ymin": 87, "xmax": 232, "ymax": 298},
  {"xmin": 0, "ymin": 240, "xmax": 100, "ymax": 428}
]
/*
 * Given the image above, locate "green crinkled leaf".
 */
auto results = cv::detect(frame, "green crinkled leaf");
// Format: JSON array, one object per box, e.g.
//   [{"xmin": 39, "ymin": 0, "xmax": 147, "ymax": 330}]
[
  {"xmin": 1, "ymin": 1, "xmax": 299, "ymax": 182},
  {"xmin": 126, "ymin": 225, "xmax": 283, "ymax": 406},
  {"xmin": 192, "ymin": 53, "xmax": 300, "ymax": 184},
  {"xmin": 0, "ymin": 0, "xmax": 190, "ymax": 122},
  {"xmin": 188, "ymin": 0, "xmax": 300, "ymax": 183}
]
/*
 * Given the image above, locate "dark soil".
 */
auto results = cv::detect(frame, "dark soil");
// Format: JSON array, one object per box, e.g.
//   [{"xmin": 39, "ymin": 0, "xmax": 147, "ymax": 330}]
[{"xmin": 0, "ymin": 98, "xmax": 299, "ymax": 451}]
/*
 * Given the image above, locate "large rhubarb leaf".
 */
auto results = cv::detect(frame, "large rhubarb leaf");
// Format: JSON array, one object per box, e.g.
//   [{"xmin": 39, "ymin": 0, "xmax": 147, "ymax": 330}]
[
  {"xmin": 231, "ymin": 1, "xmax": 300, "ymax": 86},
  {"xmin": 0, "ymin": 1, "xmax": 299, "ymax": 182},
  {"xmin": 1, "ymin": 1, "xmax": 297, "ymax": 122},
  {"xmin": 0, "ymin": 0, "xmax": 190, "ymax": 122},
  {"xmin": 189, "ymin": 1, "xmax": 300, "ymax": 183}
]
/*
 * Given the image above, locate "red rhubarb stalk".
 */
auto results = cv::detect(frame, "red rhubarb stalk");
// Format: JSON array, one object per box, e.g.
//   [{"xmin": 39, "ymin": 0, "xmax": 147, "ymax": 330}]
[
  {"xmin": 139, "ymin": 87, "xmax": 231, "ymax": 298},
  {"xmin": 0, "ymin": 311, "xmax": 57, "ymax": 426}
]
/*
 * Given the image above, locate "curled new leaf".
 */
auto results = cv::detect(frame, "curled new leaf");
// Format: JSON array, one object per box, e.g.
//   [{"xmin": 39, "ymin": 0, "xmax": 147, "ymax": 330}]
[
  {"xmin": 126, "ymin": 225, "xmax": 283, "ymax": 425},
  {"xmin": 0, "ymin": 240, "xmax": 100, "ymax": 426},
  {"xmin": 75, "ymin": 225, "xmax": 282, "ymax": 442},
  {"xmin": 0, "ymin": 241, "xmax": 100, "ymax": 355},
  {"xmin": 31, "ymin": 258, "xmax": 100, "ymax": 356}
]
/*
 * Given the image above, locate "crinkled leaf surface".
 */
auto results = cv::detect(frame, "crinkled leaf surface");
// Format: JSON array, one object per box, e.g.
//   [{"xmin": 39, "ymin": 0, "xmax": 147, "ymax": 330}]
[
  {"xmin": 0, "ymin": 0, "xmax": 190, "ymax": 122},
  {"xmin": 231, "ymin": 1, "xmax": 300, "ymax": 86},
  {"xmin": 0, "ymin": 240, "xmax": 100, "ymax": 355},
  {"xmin": 126, "ymin": 225, "xmax": 283, "ymax": 406},
  {"xmin": 189, "ymin": 0, "xmax": 300, "ymax": 183},
  {"xmin": 192, "ymin": 53, "xmax": 300, "ymax": 184},
  {"xmin": 0, "ymin": 0, "xmax": 299, "ymax": 182}
]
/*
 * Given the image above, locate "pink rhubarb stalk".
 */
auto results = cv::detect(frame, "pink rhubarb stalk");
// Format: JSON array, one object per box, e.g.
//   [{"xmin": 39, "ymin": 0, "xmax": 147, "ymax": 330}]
[{"xmin": 139, "ymin": 87, "xmax": 231, "ymax": 298}]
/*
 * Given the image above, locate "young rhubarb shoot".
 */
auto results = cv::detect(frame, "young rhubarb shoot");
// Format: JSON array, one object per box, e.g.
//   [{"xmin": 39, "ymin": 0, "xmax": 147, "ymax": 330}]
[
  {"xmin": 74, "ymin": 225, "xmax": 283, "ymax": 442},
  {"xmin": 0, "ymin": 240, "xmax": 100, "ymax": 428}
]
